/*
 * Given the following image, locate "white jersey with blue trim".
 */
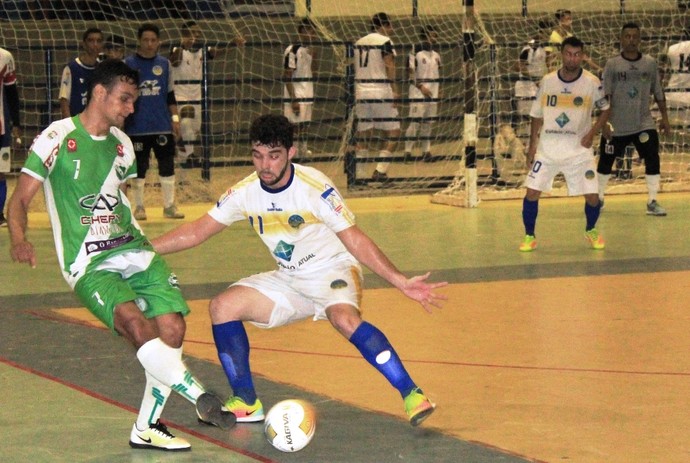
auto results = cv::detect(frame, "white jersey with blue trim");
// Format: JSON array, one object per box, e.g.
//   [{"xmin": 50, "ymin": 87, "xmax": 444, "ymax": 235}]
[
  {"xmin": 209, "ymin": 163, "xmax": 356, "ymax": 273},
  {"xmin": 530, "ymin": 68, "xmax": 609, "ymax": 161}
]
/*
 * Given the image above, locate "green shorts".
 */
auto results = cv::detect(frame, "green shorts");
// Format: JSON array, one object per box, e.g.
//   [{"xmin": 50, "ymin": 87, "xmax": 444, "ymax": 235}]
[{"xmin": 74, "ymin": 253, "xmax": 190, "ymax": 332}]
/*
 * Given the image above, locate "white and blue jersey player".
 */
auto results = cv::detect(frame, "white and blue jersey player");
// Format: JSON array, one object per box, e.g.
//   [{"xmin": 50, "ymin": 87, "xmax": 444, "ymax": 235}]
[
  {"xmin": 152, "ymin": 114, "xmax": 447, "ymax": 427},
  {"xmin": 520, "ymin": 36, "xmax": 611, "ymax": 252}
]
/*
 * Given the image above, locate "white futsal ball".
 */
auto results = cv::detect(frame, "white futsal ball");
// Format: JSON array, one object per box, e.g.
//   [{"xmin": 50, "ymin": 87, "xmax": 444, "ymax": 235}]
[{"xmin": 264, "ymin": 399, "xmax": 316, "ymax": 452}]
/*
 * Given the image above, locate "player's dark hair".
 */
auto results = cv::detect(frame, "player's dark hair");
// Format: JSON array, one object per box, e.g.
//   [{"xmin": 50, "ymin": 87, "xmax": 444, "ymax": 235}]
[
  {"xmin": 537, "ymin": 19, "xmax": 552, "ymax": 32},
  {"xmin": 105, "ymin": 34, "xmax": 125, "ymax": 49},
  {"xmin": 621, "ymin": 22, "xmax": 640, "ymax": 34},
  {"xmin": 250, "ymin": 114, "xmax": 294, "ymax": 149},
  {"xmin": 137, "ymin": 23, "xmax": 160, "ymax": 39},
  {"xmin": 371, "ymin": 12, "xmax": 391, "ymax": 30},
  {"xmin": 555, "ymin": 9, "xmax": 571, "ymax": 20},
  {"xmin": 86, "ymin": 59, "xmax": 139, "ymax": 104},
  {"xmin": 182, "ymin": 20, "xmax": 198, "ymax": 30},
  {"xmin": 562, "ymin": 36, "xmax": 584, "ymax": 50},
  {"xmin": 82, "ymin": 27, "xmax": 103, "ymax": 42},
  {"xmin": 419, "ymin": 24, "xmax": 435, "ymax": 41},
  {"xmin": 298, "ymin": 17, "xmax": 316, "ymax": 33}
]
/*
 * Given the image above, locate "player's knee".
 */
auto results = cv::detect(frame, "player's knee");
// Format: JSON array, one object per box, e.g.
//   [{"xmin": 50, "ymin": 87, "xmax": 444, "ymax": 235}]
[
  {"xmin": 180, "ymin": 117, "xmax": 197, "ymax": 142},
  {"xmin": 158, "ymin": 158, "xmax": 175, "ymax": 177},
  {"xmin": 209, "ymin": 293, "xmax": 241, "ymax": 323},
  {"xmin": 326, "ymin": 305, "xmax": 362, "ymax": 338},
  {"xmin": 157, "ymin": 314, "xmax": 186, "ymax": 347}
]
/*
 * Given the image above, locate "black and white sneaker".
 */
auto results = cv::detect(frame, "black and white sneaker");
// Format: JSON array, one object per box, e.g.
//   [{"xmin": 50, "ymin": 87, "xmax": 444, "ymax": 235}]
[{"xmin": 129, "ymin": 420, "xmax": 191, "ymax": 451}]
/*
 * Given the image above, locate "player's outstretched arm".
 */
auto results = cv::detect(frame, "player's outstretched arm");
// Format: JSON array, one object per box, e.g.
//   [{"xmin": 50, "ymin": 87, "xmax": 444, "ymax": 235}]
[
  {"xmin": 151, "ymin": 213, "xmax": 226, "ymax": 255},
  {"xmin": 336, "ymin": 225, "xmax": 447, "ymax": 313},
  {"xmin": 8, "ymin": 173, "xmax": 42, "ymax": 268}
]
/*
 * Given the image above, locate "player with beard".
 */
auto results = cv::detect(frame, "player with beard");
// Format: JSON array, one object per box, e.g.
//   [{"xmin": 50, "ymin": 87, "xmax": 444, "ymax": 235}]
[
  {"xmin": 519, "ymin": 36, "xmax": 611, "ymax": 252},
  {"xmin": 151, "ymin": 114, "xmax": 447, "ymax": 427}
]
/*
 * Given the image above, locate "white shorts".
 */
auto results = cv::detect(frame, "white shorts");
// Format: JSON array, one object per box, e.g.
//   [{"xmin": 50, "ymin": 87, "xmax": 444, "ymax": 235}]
[
  {"xmin": 178, "ymin": 103, "xmax": 201, "ymax": 132},
  {"xmin": 525, "ymin": 154, "xmax": 598, "ymax": 195},
  {"xmin": 408, "ymin": 101, "xmax": 438, "ymax": 120},
  {"xmin": 233, "ymin": 259, "xmax": 363, "ymax": 329},
  {"xmin": 283, "ymin": 103, "xmax": 313, "ymax": 124},
  {"xmin": 0, "ymin": 146, "xmax": 10, "ymax": 173},
  {"xmin": 356, "ymin": 87, "xmax": 400, "ymax": 132}
]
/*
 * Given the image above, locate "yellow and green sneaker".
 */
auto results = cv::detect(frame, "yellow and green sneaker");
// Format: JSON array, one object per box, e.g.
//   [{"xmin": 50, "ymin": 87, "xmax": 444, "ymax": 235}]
[
  {"xmin": 404, "ymin": 388, "xmax": 436, "ymax": 427},
  {"xmin": 223, "ymin": 396, "xmax": 265, "ymax": 422},
  {"xmin": 584, "ymin": 228, "xmax": 605, "ymax": 250},
  {"xmin": 519, "ymin": 234, "xmax": 537, "ymax": 252}
]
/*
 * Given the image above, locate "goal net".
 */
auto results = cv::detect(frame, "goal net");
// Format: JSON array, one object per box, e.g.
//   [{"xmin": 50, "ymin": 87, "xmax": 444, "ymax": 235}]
[{"xmin": 1, "ymin": 0, "xmax": 689, "ymax": 205}]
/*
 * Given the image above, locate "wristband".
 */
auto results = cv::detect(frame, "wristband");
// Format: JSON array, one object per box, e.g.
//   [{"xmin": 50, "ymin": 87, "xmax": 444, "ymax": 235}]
[{"xmin": 172, "ymin": 115, "xmax": 180, "ymax": 123}]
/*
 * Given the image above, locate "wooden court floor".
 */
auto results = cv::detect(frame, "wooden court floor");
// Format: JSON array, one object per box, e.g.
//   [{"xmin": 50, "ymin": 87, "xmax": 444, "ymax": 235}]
[{"xmin": 2, "ymin": 192, "xmax": 690, "ymax": 462}]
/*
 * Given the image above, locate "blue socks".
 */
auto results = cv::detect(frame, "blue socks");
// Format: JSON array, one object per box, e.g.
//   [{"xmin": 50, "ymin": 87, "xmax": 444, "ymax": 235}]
[
  {"xmin": 522, "ymin": 197, "xmax": 538, "ymax": 236},
  {"xmin": 349, "ymin": 321, "xmax": 416, "ymax": 398},
  {"xmin": 0, "ymin": 177, "xmax": 6, "ymax": 214},
  {"xmin": 585, "ymin": 201, "xmax": 601, "ymax": 231},
  {"xmin": 212, "ymin": 321, "xmax": 257, "ymax": 404}
]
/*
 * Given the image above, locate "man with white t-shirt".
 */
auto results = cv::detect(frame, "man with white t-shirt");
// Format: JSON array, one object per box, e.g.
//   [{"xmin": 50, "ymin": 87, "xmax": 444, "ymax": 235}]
[
  {"xmin": 403, "ymin": 25, "xmax": 441, "ymax": 164},
  {"xmin": 519, "ymin": 36, "xmax": 610, "ymax": 252},
  {"xmin": 283, "ymin": 17, "xmax": 318, "ymax": 159},
  {"xmin": 663, "ymin": 27, "xmax": 690, "ymax": 126},
  {"xmin": 353, "ymin": 12, "xmax": 400, "ymax": 183},
  {"xmin": 151, "ymin": 114, "xmax": 447, "ymax": 427}
]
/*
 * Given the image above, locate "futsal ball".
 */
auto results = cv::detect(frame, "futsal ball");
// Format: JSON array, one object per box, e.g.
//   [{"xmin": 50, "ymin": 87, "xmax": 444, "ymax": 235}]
[{"xmin": 264, "ymin": 399, "xmax": 316, "ymax": 452}]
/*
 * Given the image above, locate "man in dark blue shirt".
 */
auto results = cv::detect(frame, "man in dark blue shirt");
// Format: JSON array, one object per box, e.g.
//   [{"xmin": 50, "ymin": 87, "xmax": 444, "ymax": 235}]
[{"xmin": 125, "ymin": 23, "xmax": 184, "ymax": 220}]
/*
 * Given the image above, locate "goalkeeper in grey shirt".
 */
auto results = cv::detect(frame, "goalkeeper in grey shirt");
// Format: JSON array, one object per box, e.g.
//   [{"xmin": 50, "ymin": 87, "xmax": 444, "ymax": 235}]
[{"xmin": 597, "ymin": 22, "xmax": 671, "ymax": 216}]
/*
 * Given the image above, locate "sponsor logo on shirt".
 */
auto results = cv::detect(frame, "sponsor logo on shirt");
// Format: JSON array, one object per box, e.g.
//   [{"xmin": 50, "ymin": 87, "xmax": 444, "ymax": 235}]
[
  {"xmin": 67, "ymin": 138, "xmax": 77, "ymax": 152},
  {"xmin": 139, "ymin": 79, "xmax": 162, "ymax": 96},
  {"xmin": 320, "ymin": 185, "xmax": 344, "ymax": 214}
]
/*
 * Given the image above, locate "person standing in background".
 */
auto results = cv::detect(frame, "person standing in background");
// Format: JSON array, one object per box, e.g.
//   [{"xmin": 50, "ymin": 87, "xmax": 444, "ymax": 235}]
[
  {"xmin": 353, "ymin": 12, "xmax": 401, "ymax": 183},
  {"xmin": 59, "ymin": 27, "xmax": 104, "ymax": 117},
  {"xmin": 403, "ymin": 25, "xmax": 441, "ymax": 164},
  {"xmin": 0, "ymin": 46, "xmax": 22, "ymax": 227},
  {"xmin": 596, "ymin": 22, "xmax": 671, "ymax": 216},
  {"xmin": 125, "ymin": 23, "xmax": 184, "ymax": 220},
  {"xmin": 283, "ymin": 17, "xmax": 318, "ymax": 160}
]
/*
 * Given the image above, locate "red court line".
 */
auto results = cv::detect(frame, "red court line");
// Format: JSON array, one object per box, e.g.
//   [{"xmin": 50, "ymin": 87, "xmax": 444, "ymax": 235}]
[
  {"xmin": 33, "ymin": 309, "xmax": 690, "ymax": 378},
  {"xmin": 0, "ymin": 355, "xmax": 276, "ymax": 463}
]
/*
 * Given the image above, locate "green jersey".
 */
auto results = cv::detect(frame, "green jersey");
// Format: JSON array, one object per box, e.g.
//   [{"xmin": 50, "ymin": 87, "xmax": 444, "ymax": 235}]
[{"xmin": 22, "ymin": 116, "xmax": 149, "ymax": 288}]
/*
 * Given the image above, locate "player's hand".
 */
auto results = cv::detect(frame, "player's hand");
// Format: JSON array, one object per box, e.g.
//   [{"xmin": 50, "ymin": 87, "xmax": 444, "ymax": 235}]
[
  {"xmin": 400, "ymin": 272, "xmax": 448, "ymax": 314},
  {"xmin": 602, "ymin": 122, "xmax": 613, "ymax": 140},
  {"xmin": 11, "ymin": 126, "xmax": 22, "ymax": 148},
  {"xmin": 660, "ymin": 118, "xmax": 671, "ymax": 135},
  {"xmin": 580, "ymin": 132, "xmax": 594, "ymax": 149},
  {"xmin": 11, "ymin": 241, "xmax": 37, "ymax": 268}
]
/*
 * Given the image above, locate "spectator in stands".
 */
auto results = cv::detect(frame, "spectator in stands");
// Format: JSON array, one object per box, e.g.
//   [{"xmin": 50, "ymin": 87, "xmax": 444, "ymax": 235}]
[
  {"xmin": 104, "ymin": 34, "xmax": 126, "ymax": 61},
  {"xmin": 0, "ymin": 47, "xmax": 22, "ymax": 228},
  {"xmin": 514, "ymin": 21, "xmax": 551, "ymax": 120},
  {"xmin": 403, "ymin": 25, "xmax": 441, "ymax": 164},
  {"xmin": 150, "ymin": 113, "xmax": 445, "ymax": 428},
  {"xmin": 597, "ymin": 22, "xmax": 671, "ymax": 216},
  {"xmin": 59, "ymin": 27, "xmax": 104, "ymax": 117},
  {"xmin": 519, "ymin": 36, "xmax": 610, "ymax": 252},
  {"xmin": 125, "ymin": 23, "xmax": 184, "ymax": 220},
  {"xmin": 662, "ymin": 26, "xmax": 690, "ymax": 127},
  {"xmin": 353, "ymin": 12, "xmax": 401, "ymax": 183},
  {"xmin": 7, "ymin": 59, "xmax": 232, "ymax": 451},
  {"xmin": 548, "ymin": 9, "xmax": 601, "ymax": 74},
  {"xmin": 283, "ymin": 17, "xmax": 318, "ymax": 160}
]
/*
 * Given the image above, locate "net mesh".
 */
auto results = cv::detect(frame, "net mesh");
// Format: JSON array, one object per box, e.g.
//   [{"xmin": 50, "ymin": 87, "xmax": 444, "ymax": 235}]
[{"xmin": 2, "ymin": 1, "xmax": 689, "ymax": 205}]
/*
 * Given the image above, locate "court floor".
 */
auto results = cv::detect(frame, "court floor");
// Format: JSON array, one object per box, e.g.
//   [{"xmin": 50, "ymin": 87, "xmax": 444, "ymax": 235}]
[{"xmin": 2, "ymin": 191, "xmax": 690, "ymax": 462}]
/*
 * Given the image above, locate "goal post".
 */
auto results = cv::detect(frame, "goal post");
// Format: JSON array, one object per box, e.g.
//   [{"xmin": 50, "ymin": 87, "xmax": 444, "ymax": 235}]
[{"xmin": 1, "ymin": 0, "xmax": 690, "ymax": 205}]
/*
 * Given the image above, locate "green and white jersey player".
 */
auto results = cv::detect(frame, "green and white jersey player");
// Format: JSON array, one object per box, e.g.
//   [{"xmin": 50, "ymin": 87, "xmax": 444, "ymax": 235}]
[{"xmin": 8, "ymin": 59, "xmax": 233, "ymax": 451}]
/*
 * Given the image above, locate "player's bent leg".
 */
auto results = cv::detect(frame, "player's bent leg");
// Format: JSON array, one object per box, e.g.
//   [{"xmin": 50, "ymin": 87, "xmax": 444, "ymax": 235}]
[{"xmin": 345, "ymin": 317, "xmax": 435, "ymax": 425}]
